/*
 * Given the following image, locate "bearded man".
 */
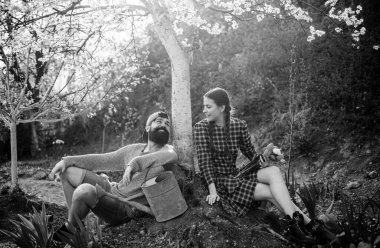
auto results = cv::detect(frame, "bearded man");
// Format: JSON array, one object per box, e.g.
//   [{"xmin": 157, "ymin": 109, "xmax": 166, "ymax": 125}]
[{"xmin": 49, "ymin": 111, "xmax": 177, "ymax": 241}]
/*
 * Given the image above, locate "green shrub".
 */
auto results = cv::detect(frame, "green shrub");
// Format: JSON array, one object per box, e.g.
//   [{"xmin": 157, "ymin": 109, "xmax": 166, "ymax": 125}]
[{"xmin": 0, "ymin": 203, "xmax": 52, "ymax": 248}]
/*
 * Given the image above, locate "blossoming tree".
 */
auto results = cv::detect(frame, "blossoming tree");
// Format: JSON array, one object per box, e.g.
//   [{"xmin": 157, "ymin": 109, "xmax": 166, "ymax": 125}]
[
  {"xmin": 77, "ymin": 0, "xmax": 364, "ymax": 170},
  {"xmin": 0, "ymin": 1, "xmax": 139, "ymax": 187},
  {"xmin": 1, "ymin": 0, "xmax": 368, "ymax": 183}
]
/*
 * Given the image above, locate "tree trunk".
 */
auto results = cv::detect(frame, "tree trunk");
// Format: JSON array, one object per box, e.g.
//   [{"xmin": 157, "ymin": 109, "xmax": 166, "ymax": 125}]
[
  {"xmin": 10, "ymin": 122, "xmax": 18, "ymax": 187},
  {"xmin": 102, "ymin": 125, "xmax": 106, "ymax": 153},
  {"xmin": 152, "ymin": 16, "xmax": 194, "ymax": 171},
  {"xmin": 121, "ymin": 132, "xmax": 125, "ymax": 147},
  {"xmin": 30, "ymin": 122, "xmax": 39, "ymax": 157}
]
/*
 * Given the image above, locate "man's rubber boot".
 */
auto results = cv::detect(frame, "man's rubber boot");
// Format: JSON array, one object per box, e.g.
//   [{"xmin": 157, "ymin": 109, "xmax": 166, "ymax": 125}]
[{"xmin": 52, "ymin": 222, "xmax": 73, "ymax": 242}]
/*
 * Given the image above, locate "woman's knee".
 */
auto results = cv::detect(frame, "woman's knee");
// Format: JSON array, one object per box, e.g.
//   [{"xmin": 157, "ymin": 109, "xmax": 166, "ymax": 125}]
[
  {"xmin": 258, "ymin": 166, "xmax": 283, "ymax": 184},
  {"xmin": 266, "ymin": 166, "xmax": 282, "ymax": 179},
  {"xmin": 72, "ymin": 183, "xmax": 97, "ymax": 204}
]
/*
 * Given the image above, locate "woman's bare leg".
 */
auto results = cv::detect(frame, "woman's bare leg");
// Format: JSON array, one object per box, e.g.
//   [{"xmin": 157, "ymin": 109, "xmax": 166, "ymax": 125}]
[
  {"xmin": 256, "ymin": 166, "xmax": 311, "ymax": 223},
  {"xmin": 253, "ymin": 182, "xmax": 283, "ymax": 211}
]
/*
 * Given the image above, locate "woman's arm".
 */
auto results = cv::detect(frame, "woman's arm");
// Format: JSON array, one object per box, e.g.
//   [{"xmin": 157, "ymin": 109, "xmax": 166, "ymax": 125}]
[
  {"xmin": 239, "ymin": 120, "xmax": 257, "ymax": 160},
  {"xmin": 194, "ymin": 122, "xmax": 216, "ymax": 185},
  {"xmin": 194, "ymin": 122, "xmax": 219, "ymax": 204}
]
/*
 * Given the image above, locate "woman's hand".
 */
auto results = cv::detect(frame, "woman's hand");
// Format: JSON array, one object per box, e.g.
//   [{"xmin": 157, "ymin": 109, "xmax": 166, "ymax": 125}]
[
  {"xmin": 207, "ymin": 182, "xmax": 219, "ymax": 205},
  {"xmin": 206, "ymin": 193, "xmax": 220, "ymax": 205},
  {"xmin": 49, "ymin": 160, "xmax": 67, "ymax": 180},
  {"xmin": 123, "ymin": 166, "xmax": 133, "ymax": 185}
]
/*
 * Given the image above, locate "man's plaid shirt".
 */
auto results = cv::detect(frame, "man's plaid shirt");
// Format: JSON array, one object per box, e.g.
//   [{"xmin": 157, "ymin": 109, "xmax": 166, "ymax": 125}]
[{"xmin": 193, "ymin": 117, "xmax": 259, "ymax": 216}]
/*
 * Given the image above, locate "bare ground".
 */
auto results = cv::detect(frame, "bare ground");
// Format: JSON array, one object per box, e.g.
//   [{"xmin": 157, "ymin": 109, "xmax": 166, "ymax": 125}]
[{"xmin": 0, "ymin": 141, "xmax": 379, "ymax": 248}]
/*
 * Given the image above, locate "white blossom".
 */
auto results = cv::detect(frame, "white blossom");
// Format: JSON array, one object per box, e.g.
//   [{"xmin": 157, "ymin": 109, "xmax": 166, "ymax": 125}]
[
  {"xmin": 52, "ymin": 139, "xmax": 65, "ymax": 145},
  {"xmin": 325, "ymin": 0, "xmax": 338, "ymax": 7},
  {"xmin": 256, "ymin": 14, "xmax": 265, "ymax": 22}
]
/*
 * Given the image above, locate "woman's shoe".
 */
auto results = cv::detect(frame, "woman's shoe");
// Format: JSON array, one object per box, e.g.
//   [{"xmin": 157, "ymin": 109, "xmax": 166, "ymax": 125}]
[
  {"xmin": 292, "ymin": 211, "xmax": 310, "ymax": 235},
  {"xmin": 284, "ymin": 211, "xmax": 315, "ymax": 244},
  {"xmin": 306, "ymin": 219, "xmax": 337, "ymax": 245}
]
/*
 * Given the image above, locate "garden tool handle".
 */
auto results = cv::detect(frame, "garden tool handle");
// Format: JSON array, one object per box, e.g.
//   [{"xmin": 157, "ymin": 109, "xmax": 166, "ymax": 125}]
[{"xmin": 95, "ymin": 184, "xmax": 153, "ymax": 215}]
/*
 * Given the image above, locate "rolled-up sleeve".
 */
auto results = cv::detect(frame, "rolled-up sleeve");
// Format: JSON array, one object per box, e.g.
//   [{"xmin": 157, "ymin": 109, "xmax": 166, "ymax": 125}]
[
  {"xmin": 239, "ymin": 120, "xmax": 256, "ymax": 161},
  {"xmin": 193, "ymin": 122, "xmax": 215, "ymax": 185}
]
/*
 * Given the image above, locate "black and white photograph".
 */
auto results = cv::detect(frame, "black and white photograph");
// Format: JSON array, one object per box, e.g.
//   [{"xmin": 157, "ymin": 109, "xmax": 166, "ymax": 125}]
[{"xmin": 0, "ymin": 1, "xmax": 379, "ymax": 247}]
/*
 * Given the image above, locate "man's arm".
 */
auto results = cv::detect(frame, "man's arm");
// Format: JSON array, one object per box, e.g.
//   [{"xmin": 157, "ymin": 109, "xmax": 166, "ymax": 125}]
[{"xmin": 128, "ymin": 145, "xmax": 178, "ymax": 173}]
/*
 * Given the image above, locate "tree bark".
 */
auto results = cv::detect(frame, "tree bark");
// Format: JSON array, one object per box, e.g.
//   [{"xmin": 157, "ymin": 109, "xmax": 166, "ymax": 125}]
[
  {"xmin": 152, "ymin": 15, "xmax": 194, "ymax": 171},
  {"xmin": 30, "ymin": 122, "xmax": 39, "ymax": 157},
  {"xmin": 102, "ymin": 125, "xmax": 106, "ymax": 153},
  {"xmin": 10, "ymin": 122, "xmax": 18, "ymax": 187},
  {"xmin": 121, "ymin": 132, "xmax": 125, "ymax": 147}
]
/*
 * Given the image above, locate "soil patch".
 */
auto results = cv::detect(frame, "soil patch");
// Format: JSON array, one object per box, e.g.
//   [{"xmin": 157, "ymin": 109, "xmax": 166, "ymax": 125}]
[{"xmin": 0, "ymin": 163, "xmax": 288, "ymax": 248}]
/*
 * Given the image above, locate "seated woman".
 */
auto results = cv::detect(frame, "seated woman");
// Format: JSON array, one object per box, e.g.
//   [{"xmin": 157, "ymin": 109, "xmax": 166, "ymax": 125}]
[{"xmin": 193, "ymin": 87, "xmax": 334, "ymax": 244}]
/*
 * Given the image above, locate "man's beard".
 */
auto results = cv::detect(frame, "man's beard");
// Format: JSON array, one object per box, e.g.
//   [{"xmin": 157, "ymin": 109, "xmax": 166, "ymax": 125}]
[{"xmin": 148, "ymin": 127, "xmax": 169, "ymax": 145}]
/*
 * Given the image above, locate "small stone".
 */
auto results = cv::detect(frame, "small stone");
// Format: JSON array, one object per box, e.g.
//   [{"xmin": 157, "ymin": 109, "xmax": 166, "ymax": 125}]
[
  {"xmin": 349, "ymin": 243, "xmax": 356, "ymax": 248},
  {"xmin": 374, "ymin": 235, "xmax": 380, "ymax": 245},
  {"xmin": 357, "ymin": 241, "xmax": 371, "ymax": 248},
  {"xmin": 332, "ymin": 173, "xmax": 339, "ymax": 180},
  {"xmin": 344, "ymin": 181, "xmax": 361, "ymax": 190},
  {"xmin": 33, "ymin": 171, "xmax": 48, "ymax": 180},
  {"xmin": 366, "ymin": 171, "xmax": 378, "ymax": 179}
]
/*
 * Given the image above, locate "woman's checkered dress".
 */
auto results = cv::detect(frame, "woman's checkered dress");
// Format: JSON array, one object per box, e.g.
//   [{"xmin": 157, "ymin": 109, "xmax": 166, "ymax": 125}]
[{"xmin": 193, "ymin": 117, "xmax": 259, "ymax": 216}]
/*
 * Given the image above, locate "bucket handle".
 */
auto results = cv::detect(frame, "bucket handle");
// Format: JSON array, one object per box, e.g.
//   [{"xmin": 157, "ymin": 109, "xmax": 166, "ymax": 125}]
[{"xmin": 141, "ymin": 162, "xmax": 168, "ymax": 187}]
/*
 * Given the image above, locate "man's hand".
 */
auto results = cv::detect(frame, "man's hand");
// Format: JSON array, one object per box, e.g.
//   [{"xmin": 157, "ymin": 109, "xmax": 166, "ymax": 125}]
[
  {"xmin": 206, "ymin": 193, "xmax": 220, "ymax": 205},
  {"xmin": 49, "ymin": 160, "xmax": 67, "ymax": 180},
  {"xmin": 123, "ymin": 166, "xmax": 133, "ymax": 185}
]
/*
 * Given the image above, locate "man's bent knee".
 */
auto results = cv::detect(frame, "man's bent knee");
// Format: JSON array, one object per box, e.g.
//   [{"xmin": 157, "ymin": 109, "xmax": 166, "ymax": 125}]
[
  {"xmin": 62, "ymin": 167, "xmax": 86, "ymax": 187},
  {"xmin": 72, "ymin": 184, "xmax": 98, "ymax": 207}
]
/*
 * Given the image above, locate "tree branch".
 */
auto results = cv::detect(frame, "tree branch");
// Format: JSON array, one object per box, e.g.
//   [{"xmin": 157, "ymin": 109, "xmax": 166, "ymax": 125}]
[
  {"xmin": 39, "ymin": 62, "xmax": 65, "ymax": 106},
  {"xmin": 0, "ymin": 115, "xmax": 11, "ymax": 127},
  {"xmin": 79, "ymin": 4, "xmax": 149, "ymax": 13},
  {"xmin": 23, "ymin": 1, "xmax": 83, "ymax": 25},
  {"xmin": 0, "ymin": 108, "xmax": 11, "ymax": 125},
  {"xmin": 77, "ymin": 31, "xmax": 95, "ymax": 55},
  {"xmin": 14, "ymin": 47, "xmax": 32, "ymax": 114},
  {"xmin": 0, "ymin": 46, "xmax": 11, "ymax": 110},
  {"xmin": 18, "ymin": 113, "xmax": 79, "ymax": 124}
]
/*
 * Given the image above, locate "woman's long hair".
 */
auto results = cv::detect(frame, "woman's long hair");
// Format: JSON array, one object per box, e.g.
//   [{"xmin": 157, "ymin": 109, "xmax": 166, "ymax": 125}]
[{"xmin": 204, "ymin": 87, "xmax": 232, "ymax": 155}]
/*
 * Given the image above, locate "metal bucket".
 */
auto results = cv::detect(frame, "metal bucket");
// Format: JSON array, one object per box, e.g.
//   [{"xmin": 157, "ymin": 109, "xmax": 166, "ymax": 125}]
[{"xmin": 141, "ymin": 171, "xmax": 188, "ymax": 222}]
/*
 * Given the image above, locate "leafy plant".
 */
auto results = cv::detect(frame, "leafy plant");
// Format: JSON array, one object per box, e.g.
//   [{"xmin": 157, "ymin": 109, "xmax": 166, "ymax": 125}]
[
  {"xmin": 339, "ymin": 189, "xmax": 380, "ymax": 245},
  {"xmin": 285, "ymin": 171, "xmax": 297, "ymax": 200},
  {"xmin": 55, "ymin": 214, "xmax": 99, "ymax": 248},
  {"xmin": 297, "ymin": 182, "xmax": 318, "ymax": 219},
  {"xmin": 0, "ymin": 203, "xmax": 52, "ymax": 248}
]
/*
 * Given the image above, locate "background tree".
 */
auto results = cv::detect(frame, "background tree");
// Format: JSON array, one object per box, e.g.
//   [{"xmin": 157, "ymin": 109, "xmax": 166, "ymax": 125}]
[
  {"xmin": 1, "ymin": 0, "xmax": 372, "ymax": 178},
  {"xmin": 0, "ymin": 1, "xmax": 142, "ymax": 187}
]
